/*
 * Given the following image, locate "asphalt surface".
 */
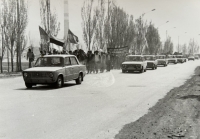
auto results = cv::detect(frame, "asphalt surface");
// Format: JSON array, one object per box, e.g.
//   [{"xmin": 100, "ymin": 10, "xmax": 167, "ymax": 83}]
[{"xmin": 0, "ymin": 60, "xmax": 199, "ymax": 139}]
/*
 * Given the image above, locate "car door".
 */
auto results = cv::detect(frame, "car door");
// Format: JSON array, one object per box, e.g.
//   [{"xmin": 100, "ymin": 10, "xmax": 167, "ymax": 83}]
[
  {"xmin": 64, "ymin": 57, "xmax": 74, "ymax": 81},
  {"xmin": 70, "ymin": 57, "xmax": 79, "ymax": 79}
]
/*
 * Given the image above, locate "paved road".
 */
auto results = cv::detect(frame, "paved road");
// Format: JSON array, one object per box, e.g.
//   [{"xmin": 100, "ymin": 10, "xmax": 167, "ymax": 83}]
[{"xmin": 0, "ymin": 60, "xmax": 199, "ymax": 139}]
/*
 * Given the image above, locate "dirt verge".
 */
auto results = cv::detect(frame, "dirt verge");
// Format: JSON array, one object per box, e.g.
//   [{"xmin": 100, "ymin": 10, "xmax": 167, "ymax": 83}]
[{"xmin": 115, "ymin": 66, "xmax": 200, "ymax": 139}]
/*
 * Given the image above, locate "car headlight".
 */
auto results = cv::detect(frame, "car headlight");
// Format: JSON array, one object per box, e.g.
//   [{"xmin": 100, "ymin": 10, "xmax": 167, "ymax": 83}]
[
  {"xmin": 24, "ymin": 73, "xmax": 28, "ymax": 78},
  {"xmin": 49, "ymin": 72, "xmax": 54, "ymax": 78}
]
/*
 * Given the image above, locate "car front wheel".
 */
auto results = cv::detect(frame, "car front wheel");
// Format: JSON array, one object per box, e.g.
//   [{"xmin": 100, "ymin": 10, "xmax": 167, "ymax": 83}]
[
  {"xmin": 25, "ymin": 83, "xmax": 33, "ymax": 88},
  {"xmin": 76, "ymin": 74, "xmax": 82, "ymax": 84},
  {"xmin": 55, "ymin": 76, "xmax": 63, "ymax": 88}
]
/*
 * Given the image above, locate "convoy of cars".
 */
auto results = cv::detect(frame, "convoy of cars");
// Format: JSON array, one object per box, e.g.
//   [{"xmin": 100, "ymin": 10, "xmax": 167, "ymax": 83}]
[
  {"xmin": 22, "ymin": 53, "xmax": 199, "ymax": 88},
  {"xmin": 122, "ymin": 54, "xmax": 199, "ymax": 74}
]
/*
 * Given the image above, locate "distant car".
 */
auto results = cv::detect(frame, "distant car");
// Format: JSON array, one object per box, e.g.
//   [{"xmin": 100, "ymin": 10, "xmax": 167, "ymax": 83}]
[
  {"xmin": 167, "ymin": 55, "xmax": 177, "ymax": 64},
  {"xmin": 195, "ymin": 55, "xmax": 199, "ymax": 60},
  {"xmin": 188, "ymin": 56, "xmax": 195, "ymax": 61},
  {"xmin": 156, "ymin": 55, "xmax": 168, "ymax": 67},
  {"xmin": 121, "ymin": 55, "xmax": 147, "ymax": 73},
  {"xmin": 22, "ymin": 55, "xmax": 87, "ymax": 88},
  {"xmin": 176, "ymin": 55, "xmax": 185, "ymax": 63},
  {"xmin": 143, "ymin": 55, "xmax": 158, "ymax": 70}
]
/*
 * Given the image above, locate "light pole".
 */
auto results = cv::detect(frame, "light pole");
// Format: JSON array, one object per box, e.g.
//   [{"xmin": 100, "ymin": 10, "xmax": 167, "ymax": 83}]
[
  {"xmin": 142, "ymin": 9, "xmax": 156, "ymax": 16},
  {"xmin": 157, "ymin": 21, "xmax": 169, "ymax": 28}
]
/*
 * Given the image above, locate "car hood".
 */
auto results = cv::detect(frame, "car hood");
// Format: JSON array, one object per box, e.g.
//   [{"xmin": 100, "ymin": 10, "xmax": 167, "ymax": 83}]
[
  {"xmin": 157, "ymin": 59, "xmax": 166, "ymax": 61},
  {"xmin": 146, "ymin": 60, "xmax": 155, "ymax": 63},
  {"xmin": 23, "ymin": 67, "xmax": 63, "ymax": 72},
  {"xmin": 122, "ymin": 61, "xmax": 143, "ymax": 65}
]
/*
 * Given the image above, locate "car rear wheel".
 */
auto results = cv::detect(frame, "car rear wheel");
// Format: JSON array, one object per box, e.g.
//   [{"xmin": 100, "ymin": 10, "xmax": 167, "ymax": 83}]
[
  {"xmin": 25, "ymin": 83, "xmax": 33, "ymax": 88},
  {"xmin": 76, "ymin": 74, "xmax": 82, "ymax": 84},
  {"xmin": 55, "ymin": 76, "xmax": 63, "ymax": 88}
]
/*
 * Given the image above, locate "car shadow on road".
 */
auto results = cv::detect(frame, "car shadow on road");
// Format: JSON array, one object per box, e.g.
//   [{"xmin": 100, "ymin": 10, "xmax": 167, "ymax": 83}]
[
  {"xmin": 120, "ymin": 71, "xmax": 142, "ymax": 74},
  {"xmin": 15, "ymin": 83, "xmax": 77, "ymax": 91},
  {"xmin": 179, "ymin": 95, "xmax": 200, "ymax": 101}
]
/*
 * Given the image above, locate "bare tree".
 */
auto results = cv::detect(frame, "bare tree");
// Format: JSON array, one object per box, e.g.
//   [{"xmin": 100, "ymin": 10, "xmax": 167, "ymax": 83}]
[
  {"xmin": 145, "ymin": 23, "xmax": 161, "ymax": 54},
  {"xmin": 163, "ymin": 37, "xmax": 173, "ymax": 54},
  {"xmin": 39, "ymin": 0, "xmax": 60, "ymax": 53},
  {"xmin": 135, "ymin": 16, "xmax": 148, "ymax": 54},
  {"xmin": 2, "ymin": 0, "xmax": 18, "ymax": 72},
  {"xmin": 16, "ymin": 0, "xmax": 28, "ymax": 71},
  {"xmin": 81, "ymin": 0, "xmax": 98, "ymax": 51}
]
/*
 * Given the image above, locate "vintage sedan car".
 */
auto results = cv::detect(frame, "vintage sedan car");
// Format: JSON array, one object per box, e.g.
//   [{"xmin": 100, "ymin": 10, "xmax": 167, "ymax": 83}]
[
  {"xmin": 156, "ymin": 55, "xmax": 168, "ymax": 67},
  {"xmin": 195, "ymin": 55, "xmax": 199, "ymax": 60},
  {"xmin": 176, "ymin": 55, "xmax": 185, "ymax": 63},
  {"xmin": 167, "ymin": 55, "xmax": 177, "ymax": 64},
  {"xmin": 143, "ymin": 55, "xmax": 158, "ymax": 70},
  {"xmin": 22, "ymin": 55, "xmax": 86, "ymax": 88},
  {"xmin": 121, "ymin": 55, "xmax": 147, "ymax": 73},
  {"xmin": 188, "ymin": 55, "xmax": 195, "ymax": 61}
]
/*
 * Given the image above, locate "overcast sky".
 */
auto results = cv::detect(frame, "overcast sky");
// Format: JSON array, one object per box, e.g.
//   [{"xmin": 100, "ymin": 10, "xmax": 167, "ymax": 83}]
[{"xmin": 27, "ymin": 0, "xmax": 200, "ymax": 51}]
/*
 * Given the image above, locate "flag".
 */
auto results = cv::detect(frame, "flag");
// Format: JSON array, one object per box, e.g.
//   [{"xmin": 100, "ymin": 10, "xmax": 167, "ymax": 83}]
[
  {"xmin": 68, "ymin": 29, "xmax": 79, "ymax": 44},
  {"xmin": 39, "ymin": 26, "xmax": 49, "ymax": 43},
  {"xmin": 50, "ymin": 34, "xmax": 65, "ymax": 46}
]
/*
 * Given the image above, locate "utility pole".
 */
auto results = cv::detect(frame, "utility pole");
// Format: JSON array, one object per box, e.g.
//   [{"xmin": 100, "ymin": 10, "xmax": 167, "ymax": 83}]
[
  {"xmin": 1, "ymin": 25, "xmax": 3, "ymax": 73},
  {"xmin": 107, "ymin": 0, "xmax": 110, "ymax": 50},
  {"xmin": 178, "ymin": 36, "xmax": 179, "ymax": 52},
  {"xmin": 17, "ymin": 0, "xmax": 21, "ymax": 71}
]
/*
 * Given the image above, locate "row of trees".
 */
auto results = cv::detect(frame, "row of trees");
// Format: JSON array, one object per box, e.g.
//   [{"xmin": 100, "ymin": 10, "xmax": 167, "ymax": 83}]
[
  {"xmin": 0, "ymin": 0, "xmax": 28, "ymax": 73},
  {"xmin": 0, "ymin": 0, "xmax": 60, "ymax": 73},
  {"xmin": 81, "ymin": 0, "xmax": 162, "ymax": 54},
  {"xmin": 81, "ymin": 0, "xmax": 199, "ymax": 55}
]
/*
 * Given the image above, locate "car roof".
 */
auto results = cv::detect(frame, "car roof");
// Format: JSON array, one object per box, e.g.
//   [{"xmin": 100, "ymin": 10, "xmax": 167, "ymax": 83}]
[
  {"xmin": 126, "ymin": 55, "xmax": 143, "ymax": 57},
  {"xmin": 43, "ymin": 54, "xmax": 75, "ymax": 58},
  {"xmin": 143, "ymin": 55, "xmax": 155, "ymax": 56},
  {"xmin": 156, "ymin": 55, "xmax": 165, "ymax": 56}
]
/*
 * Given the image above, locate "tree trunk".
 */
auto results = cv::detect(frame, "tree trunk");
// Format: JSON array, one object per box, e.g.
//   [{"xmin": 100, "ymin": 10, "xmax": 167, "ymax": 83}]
[
  {"xmin": 0, "ymin": 58, "xmax": 2, "ymax": 73},
  {"xmin": 7, "ymin": 48, "xmax": 9, "ymax": 72}
]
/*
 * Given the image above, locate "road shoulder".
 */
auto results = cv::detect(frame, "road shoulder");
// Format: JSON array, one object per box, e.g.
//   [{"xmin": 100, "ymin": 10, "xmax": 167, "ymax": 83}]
[{"xmin": 115, "ymin": 66, "xmax": 200, "ymax": 139}]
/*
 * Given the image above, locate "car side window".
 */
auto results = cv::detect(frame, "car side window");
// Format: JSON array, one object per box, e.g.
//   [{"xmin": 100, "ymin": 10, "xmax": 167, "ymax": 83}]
[
  {"xmin": 65, "ymin": 57, "xmax": 71, "ymax": 66},
  {"xmin": 70, "ymin": 57, "xmax": 78, "ymax": 65}
]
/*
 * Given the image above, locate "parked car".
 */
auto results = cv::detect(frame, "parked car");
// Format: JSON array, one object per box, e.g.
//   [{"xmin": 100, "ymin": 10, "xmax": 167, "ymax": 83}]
[
  {"xmin": 167, "ymin": 55, "xmax": 177, "ymax": 64},
  {"xmin": 156, "ymin": 55, "xmax": 168, "ymax": 67},
  {"xmin": 188, "ymin": 55, "xmax": 195, "ymax": 61},
  {"xmin": 22, "ymin": 55, "xmax": 87, "ymax": 88},
  {"xmin": 195, "ymin": 55, "xmax": 199, "ymax": 60},
  {"xmin": 175, "ymin": 55, "xmax": 185, "ymax": 63},
  {"xmin": 143, "ymin": 55, "xmax": 158, "ymax": 70},
  {"xmin": 121, "ymin": 55, "xmax": 147, "ymax": 73}
]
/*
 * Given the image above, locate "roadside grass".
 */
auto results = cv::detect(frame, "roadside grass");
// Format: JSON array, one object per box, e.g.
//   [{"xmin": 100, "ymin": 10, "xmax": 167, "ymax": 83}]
[{"xmin": 115, "ymin": 67, "xmax": 200, "ymax": 139}]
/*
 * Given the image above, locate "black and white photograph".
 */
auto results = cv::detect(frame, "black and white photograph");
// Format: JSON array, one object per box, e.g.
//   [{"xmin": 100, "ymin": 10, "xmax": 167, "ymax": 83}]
[{"xmin": 0, "ymin": 0, "xmax": 200, "ymax": 138}]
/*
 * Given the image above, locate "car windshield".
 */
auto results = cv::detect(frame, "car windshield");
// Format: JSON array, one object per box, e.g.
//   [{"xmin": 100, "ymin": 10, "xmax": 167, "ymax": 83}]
[
  {"xmin": 176, "ymin": 55, "xmax": 183, "ymax": 58},
  {"xmin": 156, "ymin": 56, "xmax": 165, "ymax": 59},
  {"xmin": 168, "ymin": 55, "xmax": 175, "ymax": 58},
  {"xmin": 144, "ymin": 56, "xmax": 155, "ymax": 61},
  {"xmin": 125, "ymin": 56, "xmax": 143, "ymax": 61},
  {"xmin": 35, "ymin": 57, "xmax": 64, "ymax": 67}
]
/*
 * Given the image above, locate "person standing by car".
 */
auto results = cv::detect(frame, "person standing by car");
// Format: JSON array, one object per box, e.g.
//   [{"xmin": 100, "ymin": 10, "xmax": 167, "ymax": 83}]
[
  {"xmin": 106, "ymin": 52, "xmax": 111, "ymax": 71},
  {"xmin": 27, "ymin": 48, "xmax": 35, "ymax": 68}
]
